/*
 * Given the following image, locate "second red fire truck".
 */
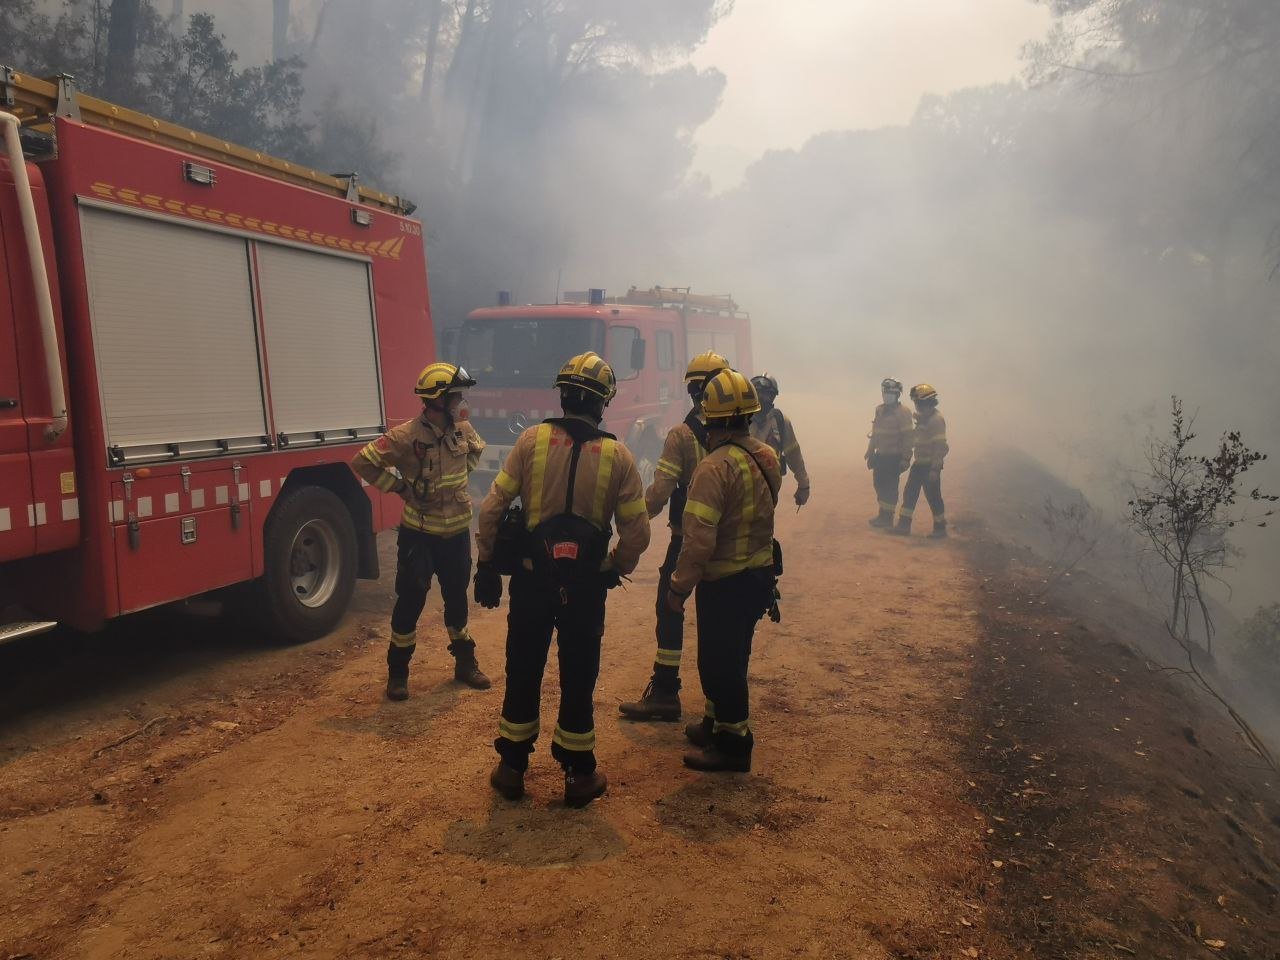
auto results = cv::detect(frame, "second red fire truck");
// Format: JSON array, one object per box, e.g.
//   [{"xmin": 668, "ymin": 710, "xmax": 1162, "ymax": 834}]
[{"xmin": 457, "ymin": 286, "xmax": 753, "ymax": 488}]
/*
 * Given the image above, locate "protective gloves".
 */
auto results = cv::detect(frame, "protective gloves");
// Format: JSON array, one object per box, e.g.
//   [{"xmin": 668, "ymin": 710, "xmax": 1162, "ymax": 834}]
[
  {"xmin": 666, "ymin": 588, "xmax": 688, "ymax": 615},
  {"xmin": 473, "ymin": 562, "xmax": 503, "ymax": 609}
]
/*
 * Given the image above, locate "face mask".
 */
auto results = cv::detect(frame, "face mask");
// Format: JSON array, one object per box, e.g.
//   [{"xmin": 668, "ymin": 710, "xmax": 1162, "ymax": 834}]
[{"xmin": 883, "ymin": 392, "xmax": 898, "ymax": 404}]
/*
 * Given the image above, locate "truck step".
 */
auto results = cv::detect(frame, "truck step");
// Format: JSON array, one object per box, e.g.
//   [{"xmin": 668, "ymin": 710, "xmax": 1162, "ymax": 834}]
[{"xmin": 0, "ymin": 620, "xmax": 59, "ymax": 646}]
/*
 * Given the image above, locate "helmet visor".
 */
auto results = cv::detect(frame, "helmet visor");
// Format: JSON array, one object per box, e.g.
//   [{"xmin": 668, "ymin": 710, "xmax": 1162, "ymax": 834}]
[{"xmin": 449, "ymin": 366, "xmax": 476, "ymax": 392}]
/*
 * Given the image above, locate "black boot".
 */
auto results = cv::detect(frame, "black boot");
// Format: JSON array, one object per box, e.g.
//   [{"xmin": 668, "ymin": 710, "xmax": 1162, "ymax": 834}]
[
  {"xmin": 929, "ymin": 520, "xmax": 948, "ymax": 539},
  {"xmin": 683, "ymin": 746, "xmax": 751, "ymax": 772},
  {"xmin": 684, "ymin": 717, "xmax": 713, "ymax": 749},
  {"xmin": 386, "ymin": 642, "xmax": 414, "ymax": 701},
  {"xmin": 449, "ymin": 639, "xmax": 491, "ymax": 690},
  {"xmin": 489, "ymin": 761, "xmax": 525, "ymax": 801},
  {"xmin": 564, "ymin": 768, "xmax": 608, "ymax": 808},
  {"xmin": 618, "ymin": 679, "xmax": 681, "ymax": 721},
  {"xmin": 869, "ymin": 510, "xmax": 893, "ymax": 528},
  {"xmin": 889, "ymin": 517, "xmax": 912, "ymax": 537}
]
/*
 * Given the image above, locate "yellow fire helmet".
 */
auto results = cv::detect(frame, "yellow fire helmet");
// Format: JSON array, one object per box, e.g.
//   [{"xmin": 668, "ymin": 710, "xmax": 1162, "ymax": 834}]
[
  {"xmin": 415, "ymin": 362, "xmax": 476, "ymax": 400},
  {"xmin": 909, "ymin": 383, "xmax": 938, "ymax": 403},
  {"xmin": 684, "ymin": 350, "xmax": 729, "ymax": 385},
  {"xmin": 554, "ymin": 351, "xmax": 617, "ymax": 402},
  {"xmin": 701, "ymin": 369, "xmax": 762, "ymax": 421}
]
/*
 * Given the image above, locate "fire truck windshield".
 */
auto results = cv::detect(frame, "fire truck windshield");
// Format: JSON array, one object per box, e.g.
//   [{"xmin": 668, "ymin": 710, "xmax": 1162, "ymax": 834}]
[{"xmin": 457, "ymin": 317, "xmax": 605, "ymax": 388}]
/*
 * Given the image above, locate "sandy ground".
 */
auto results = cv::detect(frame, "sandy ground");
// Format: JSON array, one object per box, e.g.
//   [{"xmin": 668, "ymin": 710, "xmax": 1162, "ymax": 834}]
[{"xmin": 2, "ymin": 451, "xmax": 1277, "ymax": 959}]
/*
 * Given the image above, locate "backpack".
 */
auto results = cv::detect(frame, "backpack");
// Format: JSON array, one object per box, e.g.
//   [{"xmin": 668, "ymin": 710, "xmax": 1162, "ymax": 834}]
[{"xmin": 528, "ymin": 418, "xmax": 616, "ymax": 594}]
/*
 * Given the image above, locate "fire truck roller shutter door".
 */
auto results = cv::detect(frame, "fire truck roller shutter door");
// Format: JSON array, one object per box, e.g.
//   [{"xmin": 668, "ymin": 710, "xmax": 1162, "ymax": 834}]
[
  {"xmin": 255, "ymin": 243, "xmax": 383, "ymax": 440},
  {"xmin": 79, "ymin": 207, "xmax": 268, "ymax": 454}
]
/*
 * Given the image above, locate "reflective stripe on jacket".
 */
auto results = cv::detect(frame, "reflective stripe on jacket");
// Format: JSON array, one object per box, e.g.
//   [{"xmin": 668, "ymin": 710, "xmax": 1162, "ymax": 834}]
[
  {"xmin": 749, "ymin": 408, "xmax": 808, "ymax": 488},
  {"xmin": 911, "ymin": 409, "xmax": 949, "ymax": 468},
  {"xmin": 671, "ymin": 434, "xmax": 780, "ymax": 594},
  {"xmin": 645, "ymin": 419, "xmax": 707, "ymax": 523},
  {"xmin": 865, "ymin": 402, "xmax": 914, "ymax": 458},
  {"xmin": 350, "ymin": 415, "xmax": 484, "ymax": 536},
  {"xmin": 476, "ymin": 419, "xmax": 650, "ymax": 574}
]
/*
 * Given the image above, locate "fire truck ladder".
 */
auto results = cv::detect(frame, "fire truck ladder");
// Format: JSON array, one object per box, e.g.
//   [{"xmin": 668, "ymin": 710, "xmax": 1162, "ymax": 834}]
[
  {"xmin": 563, "ymin": 285, "xmax": 748, "ymax": 318},
  {"xmin": 0, "ymin": 65, "xmax": 412, "ymax": 214}
]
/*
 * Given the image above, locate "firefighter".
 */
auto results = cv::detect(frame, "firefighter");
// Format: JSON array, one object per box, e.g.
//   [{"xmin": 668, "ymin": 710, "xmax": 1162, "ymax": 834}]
[
  {"xmin": 865, "ymin": 377, "xmax": 915, "ymax": 528},
  {"xmin": 748, "ymin": 373, "xmax": 810, "ymax": 507},
  {"xmin": 669, "ymin": 369, "xmax": 781, "ymax": 773},
  {"xmin": 475, "ymin": 351, "xmax": 650, "ymax": 808},
  {"xmin": 618, "ymin": 351, "xmax": 728, "ymax": 723},
  {"xmin": 893, "ymin": 383, "xmax": 949, "ymax": 538},
  {"xmin": 350, "ymin": 362, "xmax": 490, "ymax": 700}
]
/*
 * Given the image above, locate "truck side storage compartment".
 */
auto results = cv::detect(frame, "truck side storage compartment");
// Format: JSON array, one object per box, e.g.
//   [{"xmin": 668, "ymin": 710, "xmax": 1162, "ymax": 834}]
[{"xmin": 110, "ymin": 466, "xmax": 251, "ymax": 613}]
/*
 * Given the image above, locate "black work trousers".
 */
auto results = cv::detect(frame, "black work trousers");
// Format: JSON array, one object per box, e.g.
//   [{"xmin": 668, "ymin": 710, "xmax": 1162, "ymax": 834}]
[
  {"xmin": 900, "ymin": 464, "xmax": 945, "ymax": 524},
  {"xmin": 495, "ymin": 570, "xmax": 608, "ymax": 774},
  {"xmin": 391, "ymin": 526, "xmax": 472, "ymax": 640},
  {"xmin": 695, "ymin": 567, "xmax": 774, "ymax": 757},
  {"xmin": 871, "ymin": 453, "xmax": 906, "ymax": 516},
  {"xmin": 651, "ymin": 534, "xmax": 685, "ymax": 690}
]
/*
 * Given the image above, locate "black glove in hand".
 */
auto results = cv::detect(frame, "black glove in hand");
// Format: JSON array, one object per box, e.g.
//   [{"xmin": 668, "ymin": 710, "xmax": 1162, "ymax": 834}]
[
  {"xmin": 601, "ymin": 568, "xmax": 624, "ymax": 590},
  {"xmin": 473, "ymin": 563, "xmax": 502, "ymax": 609}
]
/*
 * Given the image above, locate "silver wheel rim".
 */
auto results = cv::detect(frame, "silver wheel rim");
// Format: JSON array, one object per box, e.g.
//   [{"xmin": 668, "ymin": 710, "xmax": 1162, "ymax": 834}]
[{"xmin": 289, "ymin": 519, "xmax": 340, "ymax": 608}]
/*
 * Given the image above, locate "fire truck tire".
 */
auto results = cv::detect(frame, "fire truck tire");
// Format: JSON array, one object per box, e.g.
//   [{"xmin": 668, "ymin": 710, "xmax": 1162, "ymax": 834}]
[{"xmin": 256, "ymin": 485, "xmax": 358, "ymax": 643}]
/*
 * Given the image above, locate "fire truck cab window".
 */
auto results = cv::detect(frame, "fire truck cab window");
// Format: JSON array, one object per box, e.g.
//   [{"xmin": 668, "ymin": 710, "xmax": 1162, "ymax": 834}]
[
  {"xmin": 608, "ymin": 325, "xmax": 642, "ymax": 380},
  {"xmin": 687, "ymin": 330, "xmax": 737, "ymax": 368},
  {"xmin": 656, "ymin": 329, "xmax": 675, "ymax": 370},
  {"xmin": 457, "ymin": 318, "xmax": 603, "ymax": 388}
]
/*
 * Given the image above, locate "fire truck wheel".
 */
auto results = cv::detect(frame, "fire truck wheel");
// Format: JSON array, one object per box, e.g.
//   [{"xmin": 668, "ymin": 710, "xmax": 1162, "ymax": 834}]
[{"xmin": 257, "ymin": 485, "xmax": 358, "ymax": 643}]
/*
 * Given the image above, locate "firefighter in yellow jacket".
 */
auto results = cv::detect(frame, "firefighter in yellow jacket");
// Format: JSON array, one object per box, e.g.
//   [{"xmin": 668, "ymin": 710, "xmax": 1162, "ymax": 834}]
[
  {"xmin": 350, "ymin": 362, "xmax": 489, "ymax": 700},
  {"xmin": 669, "ymin": 369, "xmax": 781, "ymax": 773},
  {"xmin": 749, "ymin": 373, "xmax": 810, "ymax": 507},
  {"xmin": 865, "ymin": 377, "xmax": 915, "ymax": 528},
  {"xmin": 475, "ymin": 352, "xmax": 650, "ymax": 807},
  {"xmin": 893, "ymin": 383, "xmax": 949, "ymax": 538},
  {"xmin": 619, "ymin": 350, "xmax": 727, "ymax": 722}
]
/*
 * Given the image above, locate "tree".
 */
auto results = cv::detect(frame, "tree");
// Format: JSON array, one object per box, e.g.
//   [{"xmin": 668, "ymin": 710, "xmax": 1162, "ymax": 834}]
[
  {"xmin": 1236, "ymin": 603, "xmax": 1280, "ymax": 685},
  {"xmin": 272, "ymin": 0, "xmax": 291, "ymax": 61},
  {"xmin": 104, "ymin": 0, "xmax": 142, "ymax": 100},
  {"xmin": 1128, "ymin": 396, "xmax": 1277, "ymax": 654}
]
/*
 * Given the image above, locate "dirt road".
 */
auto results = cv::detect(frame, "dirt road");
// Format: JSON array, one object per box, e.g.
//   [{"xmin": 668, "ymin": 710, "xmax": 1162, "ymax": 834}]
[{"xmin": 2, "ymin": 452, "xmax": 1277, "ymax": 959}]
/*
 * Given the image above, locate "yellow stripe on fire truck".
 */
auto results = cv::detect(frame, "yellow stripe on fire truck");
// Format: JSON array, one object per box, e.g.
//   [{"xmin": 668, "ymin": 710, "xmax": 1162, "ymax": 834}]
[{"xmin": 88, "ymin": 182, "xmax": 407, "ymax": 260}]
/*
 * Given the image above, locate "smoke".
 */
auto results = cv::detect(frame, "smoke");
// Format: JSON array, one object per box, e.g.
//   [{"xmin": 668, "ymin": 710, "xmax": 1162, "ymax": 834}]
[{"xmin": 5, "ymin": 1, "xmax": 1275, "ymax": 629}]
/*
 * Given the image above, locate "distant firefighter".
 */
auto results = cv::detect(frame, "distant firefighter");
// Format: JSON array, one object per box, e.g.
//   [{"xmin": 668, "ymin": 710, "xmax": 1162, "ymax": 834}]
[
  {"xmin": 748, "ymin": 373, "xmax": 811, "ymax": 508},
  {"xmin": 892, "ymin": 384, "xmax": 949, "ymax": 538},
  {"xmin": 865, "ymin": 377, "xmax": 914, "ymax": 528}
]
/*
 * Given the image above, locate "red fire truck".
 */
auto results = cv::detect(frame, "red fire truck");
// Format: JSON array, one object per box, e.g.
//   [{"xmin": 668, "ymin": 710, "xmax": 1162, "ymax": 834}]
[
  {"xmin": 457, "ymin": 286, "xmax": 752, "ymax": 486},
  {"xmin": 1, "ymin": 69, "xmax": 430, "ymax": 644}
]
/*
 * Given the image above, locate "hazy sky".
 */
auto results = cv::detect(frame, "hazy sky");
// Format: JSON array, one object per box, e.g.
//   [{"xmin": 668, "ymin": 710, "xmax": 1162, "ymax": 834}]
[{"xmin": 690, "ymin": 0, "xmax": 1052, "ymax": 188}]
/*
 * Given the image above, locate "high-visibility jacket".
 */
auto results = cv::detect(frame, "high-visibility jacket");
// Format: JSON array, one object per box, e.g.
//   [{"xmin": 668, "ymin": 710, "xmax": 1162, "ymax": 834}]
[
  {"xmin": 351, "ymin": 415, "xmax": 484, "ymax": 537},
  {"xmin": 865, "ymin": 401, "xmax": 915, "ymax": 458},
  {"xmin": 645, "ymin": 413, "xmax": 708, "ymax": 527},
  {"xmin": 670, "ymin": 434, "xmax": 780, "ymax": 596},
  {"xmin": 749, "ymin": 407, "xmax": 809, "ymax": 489},
  {"xmin": 911, "ymin": 408, "xmax": 949, "ymax": 469},
  {"xmin": 476, "ymin": 417, "xmax": 650, "ymax": 575}
]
